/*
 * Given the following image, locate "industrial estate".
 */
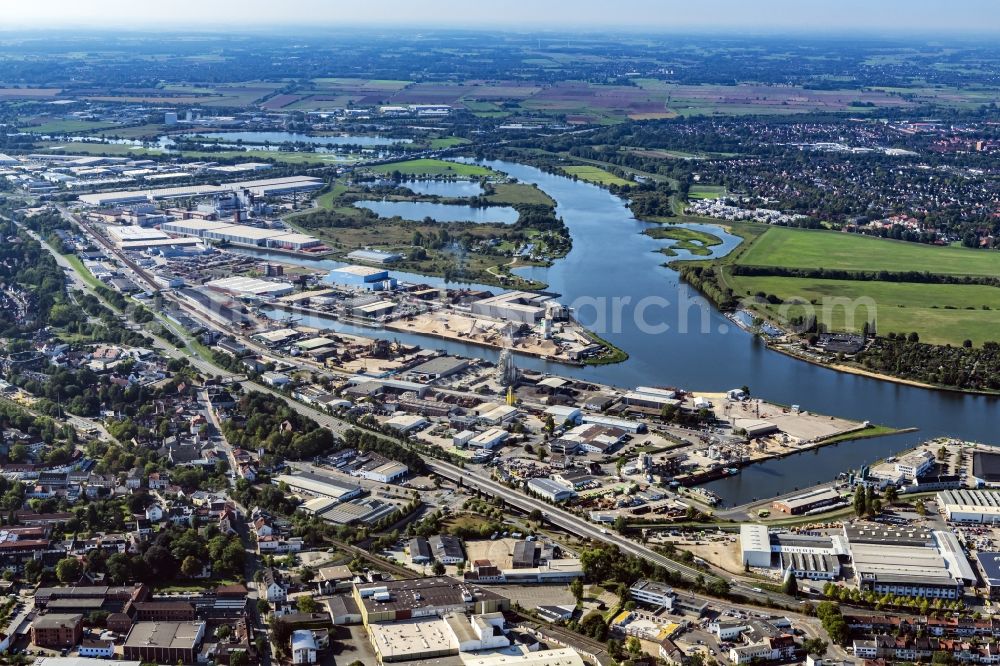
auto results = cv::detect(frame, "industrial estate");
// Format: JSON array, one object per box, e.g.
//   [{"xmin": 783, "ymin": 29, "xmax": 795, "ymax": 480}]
[{"xmin": 1, "ymin": 10, "xmax": 1000, "ymax": 666}]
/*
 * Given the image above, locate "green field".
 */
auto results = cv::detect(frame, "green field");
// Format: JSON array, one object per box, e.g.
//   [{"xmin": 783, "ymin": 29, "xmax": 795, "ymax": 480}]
[
  {"xmin": 485, "ymin": 183, "xmax": 554, "ymax": 206},
  {"xmin": 428, "ymin": 137, "xmax": 471, "ymax": 149},
  {"xmin": 560, "ymin": 165, "xmax": 631, "ymax": 186},
  {"xmin": 40, "ymin": 141, "xmax": 359, "ymax": 166},
  {"xmin": 723, "ymin": 225, "xmax": 1000, "ymax": 347},
  {"xmin": 739, "ymin": 226, "xmax": 1000, "ymax": 277},
  {"xmin": 21, "ymin": 119, "xmax": 123, "ymax": 134},
  {"xmin": 688, "ymin": 185, "xmax": 727, "ymax": 199},
  {"xmin": 370, "ymin": 158, "xmax": 494, "ymax": 177},
  {"xmin": 731, "ymin": 275, "xmax": 1000, "ymax": 346}
]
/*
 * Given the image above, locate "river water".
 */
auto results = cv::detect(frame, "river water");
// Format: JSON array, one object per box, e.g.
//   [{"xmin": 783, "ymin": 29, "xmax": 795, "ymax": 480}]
[
  {"xmin": 245, "ymin": 158, "xmax": 1000, "ymax": 505},
  {"xmin": 354, "ymin": 200, "xmax": 519, "ymax": 224}
]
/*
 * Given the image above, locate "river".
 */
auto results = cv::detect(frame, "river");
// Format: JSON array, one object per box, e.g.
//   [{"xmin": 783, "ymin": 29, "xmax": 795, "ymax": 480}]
[{"xmin": 246, "ymin": 159, "xmax": 1000, "ymax": 505}]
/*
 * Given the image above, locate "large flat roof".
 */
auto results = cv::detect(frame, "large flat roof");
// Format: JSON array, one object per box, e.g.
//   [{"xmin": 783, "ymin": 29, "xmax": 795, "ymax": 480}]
[
  {"xmin": 356, "ymin": 576, "xmax": 504, "ymax": 615},
  {"xmin": 367, "ymin": 617, "xmax": 457, "ymax": 660},
  {"xmin": 939, "ymin": 489, "xmax": 1000, "ymax": 512},
  {"xmin": 78, "ymin": 176, "xmax": 323, "ymax": 206},
  {"xmin": 124, "ymin": 621, "xmax": 204, "ymax": 649}
]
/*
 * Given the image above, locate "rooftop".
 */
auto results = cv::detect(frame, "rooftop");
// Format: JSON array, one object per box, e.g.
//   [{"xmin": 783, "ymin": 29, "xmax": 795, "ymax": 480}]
[{"xmin": 124, "ymin": 621, "xmax": 205, "ymax": 650}]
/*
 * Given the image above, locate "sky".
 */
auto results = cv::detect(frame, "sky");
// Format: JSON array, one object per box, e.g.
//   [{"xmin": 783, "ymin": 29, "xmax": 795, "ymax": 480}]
[{"xmin": 2, "ymin": 0, "xmax": 999, "ymax": 33}]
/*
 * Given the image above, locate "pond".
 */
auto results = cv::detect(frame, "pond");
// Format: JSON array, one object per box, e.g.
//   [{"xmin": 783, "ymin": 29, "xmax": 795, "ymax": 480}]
[
  {"xmin": 400, "ymin": 180, "xmax": 485, "ymax": 197},
  {"xmin": 354, "ymin": 200, "xmax": 519, "ymax": 224}
]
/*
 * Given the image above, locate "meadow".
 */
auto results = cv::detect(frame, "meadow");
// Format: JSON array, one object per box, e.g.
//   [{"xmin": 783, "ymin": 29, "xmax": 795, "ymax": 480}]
[
  {"xmin": 560, "ymin": 165, "xmax": 631, "ymax": 186},
  {"xmin": 725, "ymin": 226, "xmax": 1000, "ymax": 346},
  {"xmin": 729, "ymin": 275, "xmax": 1000, "ymax": 346},
  {"xmin": 738, "ymin": 227, "xmax": 1000, "ymax": 277},
  {"xmin": 370, "ymin": 159, "xmax": 494, "ymax": 177}
]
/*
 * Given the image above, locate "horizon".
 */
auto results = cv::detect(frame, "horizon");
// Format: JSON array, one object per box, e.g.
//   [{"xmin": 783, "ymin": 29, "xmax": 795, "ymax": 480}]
[{"xmin": 4, "ymin": 0, "xmax": 1000, "ymax": 34}]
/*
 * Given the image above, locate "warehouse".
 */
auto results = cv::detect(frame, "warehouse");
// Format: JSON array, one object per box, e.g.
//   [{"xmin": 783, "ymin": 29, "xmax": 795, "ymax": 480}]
[
  {"xmin": 320, "ymin": 497, "xmax": 398, "ymax": 526},
  {"xmin": 162, "ymin": 219, "xmax": 232, "ymax": 237},
  {"xmin": 106, "ymin": 225, "xmax": 169, "ymax": 246},
  {"xmin": 938, "ymin": 489, "xmax": 1000, "ymax": 523},
  {"xmin": 407, "ymin": 356, "xmax": 470, "ymax": 380},
  {"xmin": 205, "ymin": 276, "xmax": 294, "ymax": 298},
  {"xmin": 367, "ymin": 617, "xmax": 458, "ymax": 662},
  {"xmin": 468, "ymin": 428, "xmax": 509, "ymax": 450},
  {"xmin": 526, "ymin": 478, "xmax": 576, "ymax": 502},
  {"xmin": 780, "ymin": 552, "xmax": 840, "ymax": 580},
  {"xmin": 78, "ymin": 176, "xmax": 323, "ymax": 207},
  {"xmin": 203, "ymin": 224, "xmax": 284, "ymax": 246},
  {"xmin": 845, "ymin": 526, "xmax": 965, "ymax": 599},
  {"xmin": 123, "ymin": 621, "xmax": 206, "ymax": 664},
  {"xmin": 470, "ymin": 291, "xmax": 553, "ymax": 324},
  {"xmin": 740, "ymin": 524, "xmax": 772, "ymax": 568},
  {"xmin": 351, "ymin": 300, "xmax": 396, "ymax": 319},
  {"xmin": 622, "ymin": 386, "xmax": 679, "ymax": 410},
  {"xmin": 273, "ymin": 472, "xmax": 363, "ymax": 502},
  {"xmin": 977, "ymin": 552, "xmax": 1000, "ymax": 599},
  {"xmin": 119, "ymin": 237, "xmax": 203, "ymax": 251},
  {"xmin": 353, "ymin": 576, "xmax": 509, "ymax": 625},
  {"xmin": 772, "ymin": 487, "xmax": 843, "ymax": 515},
  {"xmin": 329, "ymin": 265, "xmax": 392, "ymax": 290},
  {"xmin": 346, "ymin": 249, "xmax": 402, "ymax": 264}
]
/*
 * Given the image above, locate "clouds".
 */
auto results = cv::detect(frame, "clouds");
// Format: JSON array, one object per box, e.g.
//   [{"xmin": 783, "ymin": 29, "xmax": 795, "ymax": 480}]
[{"xmin": 3, "ymin": 0, "xmax": 998, "ymax": 32}]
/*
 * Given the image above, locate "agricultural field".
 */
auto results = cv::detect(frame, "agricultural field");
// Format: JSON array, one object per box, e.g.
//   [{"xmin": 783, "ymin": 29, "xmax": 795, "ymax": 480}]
[
  {"xmin": 370, "ymin": 158, "xmax": 494, "ymax": 177},
  {"xmin": 560, "ymin": 165, "xmax": 631, "ymax": 186},
  {"xmin": 738, "ymin": 227, "xmax": 1000, "ymax": 277},
  {"xmin": 731, "ymin": 275, "xmax": 1000, "ymax": 346},
  {"xmin": 19, "ymin": 119, "xmax": 123, "ymax": 134},
  {"xmin": 722, "ymin": 226, "xmax": 1000, "ymax": 346}
]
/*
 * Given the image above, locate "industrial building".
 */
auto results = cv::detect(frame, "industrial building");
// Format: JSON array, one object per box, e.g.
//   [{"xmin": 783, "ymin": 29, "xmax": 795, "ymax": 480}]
[
  {"xmin": 352, "ymin": 576, "xmax": 509, "ymax": 625},
  {"xmin": 629, "ymin": 580, "xmax": 677, "ymax": 611},
  {"xmin": 622, "ymin": 386, "xmax": 679, "ymax": 410},
  {"xmin": 740, "ymin": 524, "xmax": 772, "ymax": 568},
  {"xmin": 470, "ymin": 291, "xmax": 555, "ymax": 324},
  {"xmin": 329, "ymin": 265, "xmax": 396, "ymax": 291},
  {"xmin": 526, "ymin": 477, "xmax": 576, "ymax": 502},
  {"xmin": 429, "ymin": 535, "xmax": 465, "ymax": 564},
  {"xmin": 273, "ymin": 472, "xmax": 363, "ymax": 502},
  {"xmin": 105, "ymin": 225, "xmax": 170, "ymax": 246},
  {"xmin": 973, "ymin": 451, "xmax": 1000, "ymax": 487},
  {"xmin": 938, "ymin": 489, "xmax": 1000, "ymax": 523},
  {"xmin": 844, "ymin": 525, "xmax": 970, "ymax": 599},
  {"xmin": 161, "ymin": 219, "xmax": 324, "ymax": 250},
  {"xmin": 346, "ymin": 249, "xmax": 402, "ymax": 264},
  {"xmin": 32, "ymin": 614, "xmax": 83, "ymax": 648},
  {"xmin": 977, "ymin": 552, "xmax": 1000, "ymax": 599},
  {"xmin": 772, "ymin": 487, "xmax": 844, "ymax": 515},
  {"xmin": 123, "ymin": 621, "xmax": 206, "ymax": 664},
  {"xmin": 205, "ymin": 276, "xmax": 294, "ymax": 298},
  {"xmin": 77, "ymin": 175, "xmax": 324, "ymax": 207}
]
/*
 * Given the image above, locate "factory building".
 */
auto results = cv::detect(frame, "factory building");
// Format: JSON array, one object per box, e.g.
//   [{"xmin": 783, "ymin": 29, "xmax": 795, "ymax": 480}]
[
  {"xmin": 205, "ymin": 276, "xmax": 294, "ymax": 298},
  {"xmin": 937, "ymin": 489, "xmax": 1000, "ymax": 523},
  {"xmin": 526, "ymin": 478, "xmax": 576, "ymax": 502},
  {"xmin": 123, "ymin": 621, "xmax": 206, "ymax": 664},
  {"xmin": 622, "ymin": 386, "xmax": 680, "ymax": 410},
  {"xmin": 352, "ymin": 576, "xmax": 509, "ymax": 625},
  {"xmin": 77, "ymin": 176, "xmax": 323, "ymax": 207},
  {"xmin": 346, "ymin": 249, "xmax": 402, "ymax": 264},
  {"xmin": 161, "ymin": 219, "xmax": 324, "ymax": 250},
  {"xmin": 273, "ymin": 472, "xmax": 363, "ymax": 502},
  {"xmin": 329, "ymin": 265, "xmax": 394, "ymax": 291},
  {"xmin": 470, "ymin": 291, "xmax": 554, "ymax": 324},
  {"xmin": 105, "ymin": 225, "xmax": 170, "ymax": 246},
  {"xmin": 740, "ymin": 524, "xmax": 772, "ymax": 568},
  {"xmin": 844, "ymin": 525, "xmax": 968, "ymax": 599},
  {"xmin": 772, "ymin": 487, "xmax": 844, "ymax": 515}
]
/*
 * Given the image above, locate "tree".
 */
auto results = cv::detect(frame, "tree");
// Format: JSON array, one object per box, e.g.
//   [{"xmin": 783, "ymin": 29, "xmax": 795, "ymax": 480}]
[
  {"xmin": 300, "ymin": 567, "xmax": 315, "ymax": 584},
  {"xmin": 256, "ymin": 598, "xmax": 271, "ymax": 616},
  {"xmin": 216, "ymin": 625, "xmax": 232, "ymax": 640},
  {"xmin": 915, "ymin": 499, "xmax": 927, "ymax": 516},
  {"xmin": 56, "ymin": 557, "xmax": 83, "ymax": 583},
  {"xmin": 297, "ymin": 595, "xmax": 318, "ymax": 614},
  {"xmin": 570, "ymin": 578, "xmax": 584, "ymax": 604},
  {"xmin": 431, "ymin": 561, "xmax": 446, "ymax": 576},
  {"xmin": 884, "ymin": 485, "xmax": 898, "ymax": 503},
  {"xmin": 181, "ymin": 555, "xmax": 202, "ymax": 578},
  {"xmin": 853, "ymin": 487, "xmax": 867, "ymax": 517},
  {"xmin": 230, "ymin": 651, "xmax": 249, "ymax": 666},
  {"xmin": 782, "ymin": 573, "xmax": 799, "ymax": 597},
  {"xmin": 801, "ymin": 638, "xmax": 829, "ymax": 656}
]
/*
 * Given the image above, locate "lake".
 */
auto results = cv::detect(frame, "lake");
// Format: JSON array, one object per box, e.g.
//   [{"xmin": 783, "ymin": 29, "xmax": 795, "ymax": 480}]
[
  {"xmin": 354, "ymin": 200, "xmax": 519, "ymax": 224},
  {"xmin": 401, "ymin": 180, "xmax": 485, "ymax": 197}
]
